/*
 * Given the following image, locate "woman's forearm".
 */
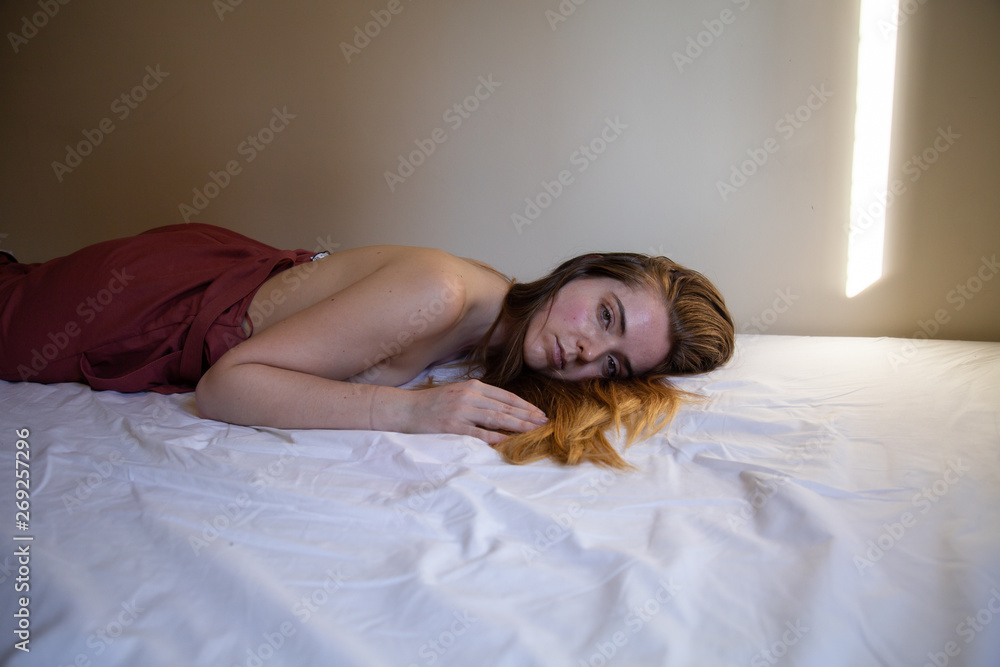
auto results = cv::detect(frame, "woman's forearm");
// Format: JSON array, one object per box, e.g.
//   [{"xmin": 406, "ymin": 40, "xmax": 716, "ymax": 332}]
[
  {"xmin": 195, "ymin": 362, "xmax": 409, "ymax": 431},
  {"xmin": 196, "ymin": 360, "xmax": 547, "ymax": 443}
]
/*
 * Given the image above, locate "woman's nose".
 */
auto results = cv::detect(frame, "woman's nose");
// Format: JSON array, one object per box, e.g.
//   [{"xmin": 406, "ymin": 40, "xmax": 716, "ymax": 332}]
[{"xmin": 577, "ymin": 338, "xmax": 606, "ymax": 364}]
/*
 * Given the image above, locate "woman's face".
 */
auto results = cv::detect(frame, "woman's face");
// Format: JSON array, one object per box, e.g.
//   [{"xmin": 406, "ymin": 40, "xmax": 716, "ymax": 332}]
[{"xmin": 522, "ymin": 276, "xmax": 670, "ymax": 381}]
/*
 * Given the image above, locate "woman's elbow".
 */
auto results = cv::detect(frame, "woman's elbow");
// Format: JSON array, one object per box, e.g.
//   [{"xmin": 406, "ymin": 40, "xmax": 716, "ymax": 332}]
[{"xmin": 195, "ymin": 366, "xmax": 225, "ymax": 421}]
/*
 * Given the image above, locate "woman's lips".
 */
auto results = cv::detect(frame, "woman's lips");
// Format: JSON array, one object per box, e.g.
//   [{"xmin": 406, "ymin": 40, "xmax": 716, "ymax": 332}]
[{"xmin": 553, "ymin": 338, "xmax": 565, "ymax": 370}]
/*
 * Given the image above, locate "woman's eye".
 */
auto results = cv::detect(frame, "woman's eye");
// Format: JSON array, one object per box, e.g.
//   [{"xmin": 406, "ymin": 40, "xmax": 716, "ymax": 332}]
[
  {"xmin": 601, "ymin": 305, "xmax": 612, "ymax": 327},
  {"xmin": 606, "ymin": 356, "xmax": 618, "ymax": 378}
]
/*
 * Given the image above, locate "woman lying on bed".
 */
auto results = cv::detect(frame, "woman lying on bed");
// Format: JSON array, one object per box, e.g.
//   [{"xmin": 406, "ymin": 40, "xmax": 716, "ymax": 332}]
[{"xmin": 0, "ymin": 223, "xmax": 734, "ymax": 468}]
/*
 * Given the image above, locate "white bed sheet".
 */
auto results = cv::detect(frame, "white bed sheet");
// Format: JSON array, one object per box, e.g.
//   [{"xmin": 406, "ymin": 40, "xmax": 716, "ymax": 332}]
[{"xmin": 1, "ymin": 335, "xmax": 999, "ymax": 666}]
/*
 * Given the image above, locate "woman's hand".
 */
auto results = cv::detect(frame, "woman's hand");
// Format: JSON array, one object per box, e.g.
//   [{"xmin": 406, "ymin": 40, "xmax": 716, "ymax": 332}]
[{"xmin": 398, "ymin": 379, "xmax": 548, "ymax": 445}]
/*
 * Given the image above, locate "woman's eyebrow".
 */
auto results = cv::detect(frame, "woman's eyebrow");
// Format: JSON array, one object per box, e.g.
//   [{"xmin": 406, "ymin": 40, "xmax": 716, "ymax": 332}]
[
  {"xmin": 613, "ymin": 294, "xmax": 627, "ymax": 336},
  {"xmin": 612, "ymin": 293, "xmax": 634, "ymax": 377}
]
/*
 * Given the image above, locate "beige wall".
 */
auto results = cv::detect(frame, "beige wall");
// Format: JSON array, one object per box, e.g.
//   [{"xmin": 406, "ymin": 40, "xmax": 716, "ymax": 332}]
[{"xmin": 1, "ymin": 0, "xmax": 997, "ymax": 341}]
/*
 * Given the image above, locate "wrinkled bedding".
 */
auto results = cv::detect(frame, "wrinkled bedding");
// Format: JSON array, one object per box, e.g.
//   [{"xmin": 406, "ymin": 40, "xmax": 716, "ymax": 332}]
[{"xmin": 1, "ymin": 335, "xmax": 999, "ymax": 666}]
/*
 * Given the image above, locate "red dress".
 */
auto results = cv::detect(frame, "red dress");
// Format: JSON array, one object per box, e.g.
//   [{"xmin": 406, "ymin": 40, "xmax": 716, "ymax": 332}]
[{"xmin": 0, "ymin": 223, "xmax": 313, "ymax": 393}]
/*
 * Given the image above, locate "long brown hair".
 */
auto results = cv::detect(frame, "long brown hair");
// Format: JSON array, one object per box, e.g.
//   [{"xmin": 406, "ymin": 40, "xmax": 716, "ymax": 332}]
[{"xmin": 471, "ymin": 252, "xmax": 734, "ymax": 469}]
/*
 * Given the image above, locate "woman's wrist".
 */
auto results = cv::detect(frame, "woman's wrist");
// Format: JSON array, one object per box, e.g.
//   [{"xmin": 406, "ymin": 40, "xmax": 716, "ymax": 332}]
[{"xmin": 367, "ymin": 384, "xmax": 409, "ymax": 433}]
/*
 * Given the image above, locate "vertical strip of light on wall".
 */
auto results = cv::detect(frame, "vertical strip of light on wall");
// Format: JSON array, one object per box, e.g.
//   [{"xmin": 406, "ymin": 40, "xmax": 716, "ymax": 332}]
[{"xmin": 845, "ymin": 0, "xmax": 899, "ymax": 298}]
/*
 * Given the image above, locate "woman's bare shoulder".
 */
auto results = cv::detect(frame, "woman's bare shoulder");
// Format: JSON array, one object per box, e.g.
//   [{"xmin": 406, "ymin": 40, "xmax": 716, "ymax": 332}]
[
  {"xmin": 224, "ymin": 245, "xmax": 506, "ymax": 386},
  {"xmin": 308, "ymin": 244, "xmax": 493, "ymax": 286},
  {"xmin": 320, "ymin": 245, "xmax": 506, "ymax": 303},
  {"xmin": 364, "ymin": 247, "xmax": 511, "ymax": 332},
  {"xmin": 250, "ymin": 245, "xmax": 476, "ymax": 333}
]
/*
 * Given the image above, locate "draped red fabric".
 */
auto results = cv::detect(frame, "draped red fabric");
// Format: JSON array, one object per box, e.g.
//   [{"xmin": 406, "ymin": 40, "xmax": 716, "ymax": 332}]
[{"xmin": 0, "ymin": 223, "xmax": 312, "ymax": 394}]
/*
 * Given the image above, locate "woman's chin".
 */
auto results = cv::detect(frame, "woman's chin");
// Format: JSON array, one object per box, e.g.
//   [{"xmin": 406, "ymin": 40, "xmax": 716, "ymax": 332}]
[{"xmin": 522, "ymin": 359, "xmax": 552, "ymax": 378}]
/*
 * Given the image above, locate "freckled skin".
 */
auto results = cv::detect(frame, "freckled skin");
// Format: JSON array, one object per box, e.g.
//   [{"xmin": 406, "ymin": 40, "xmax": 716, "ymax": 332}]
[{"xmin": 522, "ymin": 277, "xmax": 670, "ymax": 380}]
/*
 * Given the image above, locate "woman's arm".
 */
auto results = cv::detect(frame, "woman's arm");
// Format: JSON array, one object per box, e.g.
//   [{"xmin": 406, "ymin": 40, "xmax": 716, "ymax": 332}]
[
  {"xmin": 197, "ymin": 366, "xmax": 545, "ymax": 444},
  {"xmin": 195, "ymin": 254, "xmax": 546, "ymax": 443}
]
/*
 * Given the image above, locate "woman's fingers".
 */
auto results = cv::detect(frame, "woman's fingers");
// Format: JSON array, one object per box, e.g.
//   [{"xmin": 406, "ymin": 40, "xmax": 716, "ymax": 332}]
[
  {"xmin": 407, "ymin": 380, "xmax": 547, "ymax": 442},
  {"xmin": 470, "ymin": 426, "xmax": 505, "ymax": 447},
  {"xmin": 462, "ymin": 384, "xmax": 548, "ymax": 438},
  {"xmin": 469, "ymin": 380, "xmax": 546, "ymax": 421}
]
